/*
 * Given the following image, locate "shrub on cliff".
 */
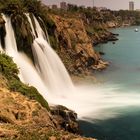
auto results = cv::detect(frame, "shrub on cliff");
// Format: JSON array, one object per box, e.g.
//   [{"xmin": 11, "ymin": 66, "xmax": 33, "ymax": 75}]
[
  {"xmin": 9, "ymin": 79, "xmax": 49, "ymax": 110},
  {"xmin": 0, "ymin": 0, "xmax": 57, "ymax": 53},
  {"xmin": 0, "ymin": 52, "xmax": 49, "ymax": 110},
  {"xmin": 21, "ymin": 0, "xmax": 41, "ymax": 15},
  {"xmin": 0, "ymin": 53, "xmax": 19, "ymax": 79},
  {"xmin": 0, "ymin": 0, "xmax": 41, "ymax": 14}
]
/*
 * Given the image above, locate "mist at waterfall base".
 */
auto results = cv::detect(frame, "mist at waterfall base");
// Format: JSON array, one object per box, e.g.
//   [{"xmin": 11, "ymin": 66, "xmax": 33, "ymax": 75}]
[
  {"xmin": 79, "ymin": 26, "xmax": 140, "ymax": 140},
  {"xmin": 1, "ymin": 14, "xmax": 140, "ymax": 140}
]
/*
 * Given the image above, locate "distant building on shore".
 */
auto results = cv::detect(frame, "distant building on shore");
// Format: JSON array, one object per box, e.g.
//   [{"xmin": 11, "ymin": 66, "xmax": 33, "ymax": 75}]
[
  {"xmin": 60, "ymin": 2, "xmax": 67, "ymax": 10},
  {"xmin": 52, "ymin": 4, "xmax": 58, "ymax": 10},
  {"xmin": 136, "ymin": 9, "xmax": 140, "ymax": 11},
  {"xmin": 129, "ymin": 1, "xmax": 134, "ymax": 11}
]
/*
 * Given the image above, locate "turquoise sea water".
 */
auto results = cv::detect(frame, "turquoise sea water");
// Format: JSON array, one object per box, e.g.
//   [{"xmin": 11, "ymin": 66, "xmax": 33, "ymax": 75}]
[
  {"xmin": 80, "ymin": 26, "xmax": 140, "ymax": 140},
  {"xmin": 95, "ymin": 26, "xmax": 140, "ymax": 92}
]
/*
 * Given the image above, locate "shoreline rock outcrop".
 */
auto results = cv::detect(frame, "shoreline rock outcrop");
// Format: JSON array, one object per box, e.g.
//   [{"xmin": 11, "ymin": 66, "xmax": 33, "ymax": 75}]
[
  {"xmin": 50, "ymin": 105, "xmax": 79, "ymax": 134},
  {"xmin": 91, "ymin": 31, "xmax": 118, "ymax": 46}
]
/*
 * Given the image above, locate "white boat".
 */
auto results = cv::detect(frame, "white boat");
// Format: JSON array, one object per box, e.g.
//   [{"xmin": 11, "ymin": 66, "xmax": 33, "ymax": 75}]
[{"xmin": 135, "ymin": 28, "xmax": 138, "ymax": 32}]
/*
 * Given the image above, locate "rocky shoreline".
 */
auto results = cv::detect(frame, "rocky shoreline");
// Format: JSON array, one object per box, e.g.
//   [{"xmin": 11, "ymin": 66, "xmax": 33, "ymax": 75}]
[
  {"xmin": 50, "ymin": 105, "xmax": 79, "ymax": 134},
  {"xmin": 92, "ymin": 31, "xmax": 119, "ymax": 46}
]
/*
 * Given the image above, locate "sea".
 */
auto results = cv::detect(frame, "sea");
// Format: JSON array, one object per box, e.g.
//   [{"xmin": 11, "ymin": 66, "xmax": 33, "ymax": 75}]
[{"xmin": 79, "ymin": 26, "xmax": 140, "ymax": 140}]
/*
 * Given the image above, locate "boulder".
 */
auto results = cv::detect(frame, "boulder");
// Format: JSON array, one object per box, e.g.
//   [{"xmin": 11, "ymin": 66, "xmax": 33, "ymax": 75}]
[{"xmin": 50, "ymin": 105, "xmax": 79, "ymax": 134}]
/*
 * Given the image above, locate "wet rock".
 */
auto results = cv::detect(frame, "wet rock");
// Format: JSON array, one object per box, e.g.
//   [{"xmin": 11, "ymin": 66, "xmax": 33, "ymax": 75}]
[
  {"xmin": 99, "ymin": 51, "xmax": 105, "ymax": 55},
  {"xmin": 87, "ymin": 57, "xmax": 95, "ymax": 67},
  {"xmin": 93, "ymin": 31, "xmax": 118, "ymax": 46},
  {"xmin": 50, "ymin": 105, "xmax": 79, "ymax": 134}
]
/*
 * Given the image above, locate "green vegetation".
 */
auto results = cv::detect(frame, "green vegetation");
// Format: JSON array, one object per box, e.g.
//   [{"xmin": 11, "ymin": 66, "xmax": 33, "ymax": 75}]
[
  {"xmin": 0, "ymin": 0, "xmax": 41, "ymax": 14},
  {"xmin": 0, "ymin": 53, "xmax": 19, "ymax": 79},
  {"xmin": 13, "ymin": 126, "xmax": 62, "ymax": 140},
  {"xmin": 11, "ymin": 13, "xmax": 34, "ymax": 60},
  {"xmin": 0, "ymin": 0, "xmax": 57, "ymax": 51},
  {"xmin": 0, "ymin": 52, "xmax": 49, "ymax": 110},
  {"xmin": 50, "ymin": 6, "xmax": 140, "ymax": 36}
]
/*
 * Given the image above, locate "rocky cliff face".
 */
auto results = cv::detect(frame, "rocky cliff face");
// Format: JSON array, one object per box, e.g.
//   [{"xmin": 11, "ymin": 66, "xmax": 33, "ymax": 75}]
[
  {"xmin": 0, "ymin": 74, "xmax": 96, "ymax": 140},
  {"xmin": 50, "ymin": 105, "xmax": 79, "ymax": 134},
  {"xmin": 50, "ymin": 15, "xmax": 109, "ymax": 75},
  {"xmin": 0, "ymin": 79, "xmax": 53, "ymax": 139}
]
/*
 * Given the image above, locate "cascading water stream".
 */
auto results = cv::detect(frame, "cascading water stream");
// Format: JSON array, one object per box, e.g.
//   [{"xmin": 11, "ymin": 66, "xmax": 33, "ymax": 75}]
[
  {"xmin": 26, "ymin": 14, "xmax": 74, "ymax": 95},
  {"xmin": 38, "ymin": 16, "xmax": 51, "ymax": 45},
  {"xmin": 25, "ymin": 13, "xmax": 37, "ymax": 38},
  {"xmin": 32, "ymin": 38, "xmax": 74, "ymax": 94},
  {"xmin": 33, "ymin": 16, "xmax": 46, "ymax": 39}
]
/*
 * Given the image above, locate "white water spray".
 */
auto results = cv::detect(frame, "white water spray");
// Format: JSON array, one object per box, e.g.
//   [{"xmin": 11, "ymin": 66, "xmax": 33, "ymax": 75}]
[
  {"xmin": 48, "ymin": 84, "xmax": 140, "ymax": 120},
  {"xmin": 2, "ymin": 13, "xmax": 140, "ymax": 121}
]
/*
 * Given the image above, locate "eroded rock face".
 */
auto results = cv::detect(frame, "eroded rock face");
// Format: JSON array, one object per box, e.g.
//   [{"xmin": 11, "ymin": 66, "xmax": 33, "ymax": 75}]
[
  {"xmin": 50, "ymin": 15, "xmax": 108, "ymax": 75},
  {"xmin": 92, "ymin": 31, "xmax": 118, "ymax": 46},
  {"xmin": 0, "ymin": 87, "xmax": 54, "ymax": 126},
  {"xmin": 0, "ymin": 85, "xmax": 55, "ymax": 139}
]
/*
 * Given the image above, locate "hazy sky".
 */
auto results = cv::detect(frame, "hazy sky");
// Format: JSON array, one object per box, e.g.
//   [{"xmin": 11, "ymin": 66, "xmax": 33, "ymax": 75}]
[{"xmin": 42, "ymin": 0, "xmax": 140, "ymax": 10}]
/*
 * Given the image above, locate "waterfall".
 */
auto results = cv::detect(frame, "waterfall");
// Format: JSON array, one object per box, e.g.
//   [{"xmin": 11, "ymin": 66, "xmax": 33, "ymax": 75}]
[
  {"xmin": 25, "ymin": 13, "xmax": 37, "ymax": 38},
  {"xmin": 33, "ymin": 38, "xmax": 74, "ymax": 94},
  {"xmin": 26, "ymin": 14, "xmax": 74, "ymax": 95},
  {"xmin": 2, "ymin": 13, "xmax": 74, "ymax": 97},
  {"xmin": 38, "ymin": 16, "xmax": 51, "ymax": 45},
  {"xmin": 2, "ymin": 13, "xmax": 140, "ymax": 121}
]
